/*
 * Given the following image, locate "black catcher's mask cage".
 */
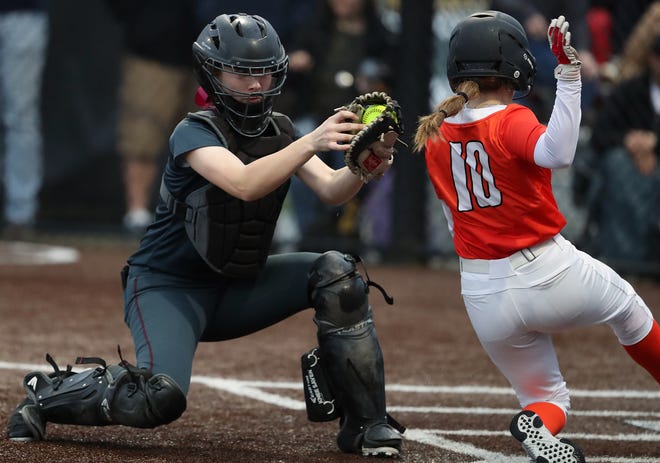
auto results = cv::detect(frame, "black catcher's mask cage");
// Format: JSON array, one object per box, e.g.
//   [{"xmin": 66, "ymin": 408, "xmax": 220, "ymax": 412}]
[
  {"xmin": 192, "ymin": 13, "xmax": 288, "ymax": 137},
  {"xmin": 446, "ymin": 10, "xmax": 537, "ymax": 97}
]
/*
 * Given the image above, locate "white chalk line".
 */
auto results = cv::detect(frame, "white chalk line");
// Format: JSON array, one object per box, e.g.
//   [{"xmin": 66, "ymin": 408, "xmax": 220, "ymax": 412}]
[
  {"xmin": 404, "ymin": 429, "xmax": 660, "ymax": 463},
  {"xmin": 2, "ymin": 361, "xmax": 659, "ymax": 462},
  {"xmin": 0, "ymin": 241, "xmax": 79, "ymax": 265}
]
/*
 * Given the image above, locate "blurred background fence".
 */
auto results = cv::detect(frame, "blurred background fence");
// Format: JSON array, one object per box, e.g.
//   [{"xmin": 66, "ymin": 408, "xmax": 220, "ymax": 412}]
[{"xmin": 0, "ymin": 0, "xmax": 657, "ymax": 278}]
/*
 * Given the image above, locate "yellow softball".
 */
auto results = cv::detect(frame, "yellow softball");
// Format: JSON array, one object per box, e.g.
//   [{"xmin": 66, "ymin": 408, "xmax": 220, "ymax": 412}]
[{"xmin": 361, "ymin": 104, "xmax": 389, "ymax": 124}]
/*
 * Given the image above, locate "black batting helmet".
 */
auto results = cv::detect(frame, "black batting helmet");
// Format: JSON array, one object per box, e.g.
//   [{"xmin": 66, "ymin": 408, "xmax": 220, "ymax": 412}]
[
  {"xmin": 192, "ymin": 13, "xmax": 288, "ymax": 136},
  {"xmin": 446, "ymin": 10, "xmax": 536, "ymax": 94}
]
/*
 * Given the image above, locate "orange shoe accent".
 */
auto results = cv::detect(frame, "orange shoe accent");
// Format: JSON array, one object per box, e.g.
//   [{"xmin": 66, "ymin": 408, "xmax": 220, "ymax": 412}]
[
  {"xmin": 623, "ymin": 319, "xmax": 660, "ymax": 383},
  {"xmin": 523, "ymin": 402, "xmax": 566, "ymax": 435}
]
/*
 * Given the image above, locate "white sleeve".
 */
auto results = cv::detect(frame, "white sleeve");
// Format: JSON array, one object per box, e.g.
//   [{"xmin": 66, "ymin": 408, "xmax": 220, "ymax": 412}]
[{"xmin": 532, "ymin": 79, "xmax": 582, "ymax": 169}]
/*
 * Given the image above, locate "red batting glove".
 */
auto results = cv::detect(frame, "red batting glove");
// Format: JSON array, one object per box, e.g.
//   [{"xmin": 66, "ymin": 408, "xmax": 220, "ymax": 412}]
[{"xmin": 547, "ymin": 16, "xmax": 581, "ymax": 80}]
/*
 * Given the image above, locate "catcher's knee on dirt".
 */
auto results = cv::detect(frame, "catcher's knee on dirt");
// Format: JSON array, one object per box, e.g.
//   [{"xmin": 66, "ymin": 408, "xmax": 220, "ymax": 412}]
[
  {"xmin": 308, "ymin": 251, "xmax": 389, "ymax": 429},
  {"xmin": 23, "ymin": 359, "xmax": 186, "ymax": 429}
]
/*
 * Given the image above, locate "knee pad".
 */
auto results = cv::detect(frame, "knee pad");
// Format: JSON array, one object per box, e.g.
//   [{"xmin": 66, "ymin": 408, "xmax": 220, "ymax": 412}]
[
  {"xmin": 109, "ymin": 367, "xmax": 187, "ymax": 428},
  {"xmin": 308, "ymin": 251, "xmax": 369, "ymax": 329}
]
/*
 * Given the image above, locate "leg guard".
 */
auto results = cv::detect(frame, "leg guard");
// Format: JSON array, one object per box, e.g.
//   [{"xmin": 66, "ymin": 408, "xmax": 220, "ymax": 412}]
[
  {"xmin": 21, "ymin": 354, "xmax": 186, "ymax": 437},
  {"xmin": 308, "ymin": 251, "xmax": 402, "ymax": 456}
]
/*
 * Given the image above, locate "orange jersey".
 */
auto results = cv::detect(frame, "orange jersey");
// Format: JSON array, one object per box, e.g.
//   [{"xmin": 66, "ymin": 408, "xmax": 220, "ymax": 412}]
[{"xmin": 424, "ymin": 104, "xmax": 566, "ymax": 259}]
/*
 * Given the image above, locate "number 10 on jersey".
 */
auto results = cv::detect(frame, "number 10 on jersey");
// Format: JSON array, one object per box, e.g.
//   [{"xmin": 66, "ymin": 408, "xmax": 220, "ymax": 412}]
[{"xmin": 449, "ymin": 141, "xmax": 502, "ymax": 212}]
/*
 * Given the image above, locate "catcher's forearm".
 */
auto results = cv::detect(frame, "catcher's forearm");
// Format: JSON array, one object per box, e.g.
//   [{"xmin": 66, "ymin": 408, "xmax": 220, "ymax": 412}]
[
  {"xmin": 221, "ymin": 137, "xmax": 316, "ymax": 201},
  {"xmin": 319, "ymin": 167, "xmax": 364, "ymax": 206}
]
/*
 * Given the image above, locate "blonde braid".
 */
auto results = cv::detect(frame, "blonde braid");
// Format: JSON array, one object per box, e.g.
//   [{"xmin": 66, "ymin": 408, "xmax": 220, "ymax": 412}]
[{"xmin": 413, "ymin": 81, "xmax": 480, "ymax": 153}]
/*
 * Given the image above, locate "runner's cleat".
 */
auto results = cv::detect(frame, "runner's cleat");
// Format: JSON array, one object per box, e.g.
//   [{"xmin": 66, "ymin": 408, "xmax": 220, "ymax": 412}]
[{"xmin": 510, "ymin": 410, "xmax": 585, "ymax": 463}]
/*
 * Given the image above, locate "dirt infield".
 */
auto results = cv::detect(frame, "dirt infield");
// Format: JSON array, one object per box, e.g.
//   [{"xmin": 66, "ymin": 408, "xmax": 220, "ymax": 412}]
[{"xmin": 1, "ymin": 238, "xmax": 659, "ymax": 462}]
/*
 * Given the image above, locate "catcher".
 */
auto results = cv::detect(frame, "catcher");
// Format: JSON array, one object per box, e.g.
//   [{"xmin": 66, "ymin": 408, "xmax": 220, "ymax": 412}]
[{"xmin": 6, "ymin": 13, "xmax": 405, "ymax": 457}]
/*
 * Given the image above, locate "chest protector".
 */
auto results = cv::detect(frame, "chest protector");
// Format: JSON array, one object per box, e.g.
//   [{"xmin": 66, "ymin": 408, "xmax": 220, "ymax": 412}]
[{"xmin": 161, "ymin": 110, "xmax": 294, "ymax": 279}]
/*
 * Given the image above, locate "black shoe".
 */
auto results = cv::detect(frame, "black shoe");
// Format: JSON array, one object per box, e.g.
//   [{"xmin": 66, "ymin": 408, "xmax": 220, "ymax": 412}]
[
  {"xmin": 510, "ymin": 410, "xmax": 585, "ymax": 463},
  {"xmin": 337, "ymin": 421, "xmax": 401, "ymax": 457},
  {"xmin": 6, "ymin": 399, "xmax": 43, "ymax": 442}
]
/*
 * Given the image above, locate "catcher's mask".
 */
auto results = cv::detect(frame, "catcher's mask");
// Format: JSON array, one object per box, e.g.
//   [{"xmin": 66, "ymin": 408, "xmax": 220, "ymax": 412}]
[
  {"xmin": 192, "ymin": 13, "xmax": 288, "ymax": 137},
  {"xmin": 446, "ymin": 10, "xmax": 536, "ymax": 96}
]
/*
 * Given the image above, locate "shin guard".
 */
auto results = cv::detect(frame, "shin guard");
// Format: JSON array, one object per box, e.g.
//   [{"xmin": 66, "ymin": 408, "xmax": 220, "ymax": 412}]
[{"xmin": 22, "ymin": 354, "xmax": 186, "ymax": 430}]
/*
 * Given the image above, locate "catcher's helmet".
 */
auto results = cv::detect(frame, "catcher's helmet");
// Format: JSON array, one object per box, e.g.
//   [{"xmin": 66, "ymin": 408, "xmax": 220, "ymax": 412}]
[
  {"xmin": 192, "ymin": 13, "xmax": 288, "ymax": 136},
  {"xmin": 446, "ymin": 10, "xmax": 536, "ymax": 94}
]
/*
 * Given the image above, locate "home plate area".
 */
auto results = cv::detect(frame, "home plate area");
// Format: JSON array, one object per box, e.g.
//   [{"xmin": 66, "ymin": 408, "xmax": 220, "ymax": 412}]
[{"xmin": 0, "ymin": 243, "xmax": 658, "ymax": 462}]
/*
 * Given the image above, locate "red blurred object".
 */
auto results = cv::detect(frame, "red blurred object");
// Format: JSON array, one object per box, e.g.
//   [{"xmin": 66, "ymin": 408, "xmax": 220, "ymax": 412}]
[
  {"xmin": 587, "ymin": 7, "xmax": 613, "ymax": 64},
  {"xmin": 195, "ymin": 87, "xmax": 212, "ymax": 108}
]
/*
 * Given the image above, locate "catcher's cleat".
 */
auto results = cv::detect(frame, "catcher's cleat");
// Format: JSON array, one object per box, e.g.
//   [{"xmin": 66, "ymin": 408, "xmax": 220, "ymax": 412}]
[
  {"xmin": 510, "ymin": 410, "xmax": 585, "ymax": 463},
  {"xmin": 6, "ymin": 399, "xmax": 43, "ymax": 442},
  {"xmin": 337, "ymin": 422, "xmax": 402, "ymax": 458}
]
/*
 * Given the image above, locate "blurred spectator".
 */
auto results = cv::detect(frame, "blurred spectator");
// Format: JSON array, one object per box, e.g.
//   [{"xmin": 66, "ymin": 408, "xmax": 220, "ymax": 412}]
[
  {"xmin": 106, "ymin": 1, "xmax": 200, "ymax": 236},
  {"xmin": 598, "ymin": 0, "xmax": 653, "ymax": 58},
  {"xmin": 283, "ymin": 0, "xmax": 399, "ymax": 256},
  {"xmin": 193, "ymin": 1, "xmax": 315, "ymax": 50},
  {"xmin": 0, "ymin": 1, "xmax": 49, "ymax": 239},
  {"xmin": 491, "ymin": 0, "xmax": 600, "ymax": 123},
  {"xmin": 586, "ymin": 3, "xmax": 614, "ymax": 67},
  {"xmin": 589, "ymin": 30, "xmax": 660, "ymax": 275},
  {"xmin": 616, "ymin": 1, "xmax": 660, "ymax": 82},
  {"xmin": 580, "ymin": 1, "xmax": 654, "ymax": 87}
]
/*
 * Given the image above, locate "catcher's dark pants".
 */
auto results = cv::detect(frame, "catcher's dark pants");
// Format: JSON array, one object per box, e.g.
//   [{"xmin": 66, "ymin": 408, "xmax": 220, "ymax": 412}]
[{"xmin": 123, "ymin": 252, "xmax": 320, "ymax": 393}]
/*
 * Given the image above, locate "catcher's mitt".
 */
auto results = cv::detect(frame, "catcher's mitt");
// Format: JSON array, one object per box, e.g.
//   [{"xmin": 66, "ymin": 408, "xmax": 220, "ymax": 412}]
[{"xmin": 340, "ymin": 92, "xmax": 404, "ymax": 183}]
